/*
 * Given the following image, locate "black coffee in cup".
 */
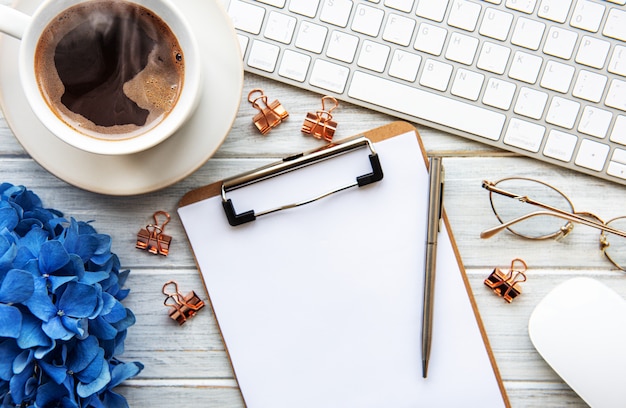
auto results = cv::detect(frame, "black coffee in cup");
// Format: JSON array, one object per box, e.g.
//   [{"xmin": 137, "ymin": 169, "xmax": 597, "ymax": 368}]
[{"xmin": 34, "ymin": 0, "xmax": 185, "ymax": 141}]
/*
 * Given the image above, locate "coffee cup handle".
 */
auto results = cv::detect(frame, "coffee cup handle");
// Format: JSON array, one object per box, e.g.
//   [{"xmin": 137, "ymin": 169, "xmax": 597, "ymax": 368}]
[{"xmin": 0, "ymin": 5, "xmax": 31, "ymax": 40}]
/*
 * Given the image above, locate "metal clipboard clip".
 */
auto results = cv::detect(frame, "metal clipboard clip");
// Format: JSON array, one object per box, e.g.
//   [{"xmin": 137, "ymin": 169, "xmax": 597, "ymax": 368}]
[{"xmin": 221, "ymin": 137, "xmax": 384, "ymax": 226}]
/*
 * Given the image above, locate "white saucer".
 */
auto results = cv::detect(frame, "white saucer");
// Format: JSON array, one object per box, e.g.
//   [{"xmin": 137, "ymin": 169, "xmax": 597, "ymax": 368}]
[{"xmin": 0, "ymin": 0, "xmax": 243, "ymax": 195}]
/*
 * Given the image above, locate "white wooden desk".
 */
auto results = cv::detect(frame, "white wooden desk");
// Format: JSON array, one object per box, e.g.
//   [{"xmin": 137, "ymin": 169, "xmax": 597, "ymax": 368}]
[{"xmin": 3, "ymin": 11, "xmax": 626, "ymax": 405}]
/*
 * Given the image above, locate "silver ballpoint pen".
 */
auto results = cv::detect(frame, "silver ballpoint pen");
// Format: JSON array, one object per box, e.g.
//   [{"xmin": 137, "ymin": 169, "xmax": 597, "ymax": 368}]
[{"xmin": 422, "ymin": 156, "xmax": 444, "ymax": 378}]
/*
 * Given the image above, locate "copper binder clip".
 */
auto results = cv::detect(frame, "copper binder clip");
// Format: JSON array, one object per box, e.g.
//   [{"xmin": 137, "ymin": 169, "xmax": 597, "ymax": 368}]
[
  {"xmin": 301, "ymin": 95, "xmax": 339, "ymax": 142},
  {"xmin": 136, "ymin": 211, "xmax": 172, "ymax": 256},
  {"xmin": 248, "ymin": 88, "xmax": 288, "ymax": 135},
  {"xmin": 484, "ymin": 258, "xmax": 528, "ymax": 303},
  {"xmin": 162, "ymin": 281, "xmax": 205, "ymax": 325}
]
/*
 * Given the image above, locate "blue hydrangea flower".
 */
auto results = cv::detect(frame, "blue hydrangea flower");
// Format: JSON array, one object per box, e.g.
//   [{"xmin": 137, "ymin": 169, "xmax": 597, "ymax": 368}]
[{"xmin": 0, "ymin": 183, "xmax": 143, "ymax": 407}]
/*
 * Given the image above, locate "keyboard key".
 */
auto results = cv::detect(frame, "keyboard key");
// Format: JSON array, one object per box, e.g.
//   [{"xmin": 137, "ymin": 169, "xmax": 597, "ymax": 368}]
[
  {"xmin": 514, "ymin": 87, "xmax": 548, "ymax": 119},
  {"xmin": 256, "ymin": 0, "xmax": 286, "ymax": 7},
  {"xmin": 320, "ymin": 0, "xmax": 353, "ymax": 27},
  {"xmin": 543, "ymin": 27, "xmax": 578, "ymax": 59},
  {"xmin": 483, "ymin": 78, "xmax": 517, "ymax": 110},
  {"xmin": 295, "ymin": 22, "xmax": 328, "ymax": 53},
  {"xmin": 278, "ymin": 49, "xmax": 311, "ymax": 82},
  {"xmin": 228, "ymin": 0, "xmax": 265, "ymax": 35},
  {"xmin": 572, "ymin": 70, "xmax": 607, "ymax": 103},
  {"xmin": 570, "ymin": 0, "xmax": 605, "ymax": 33},
  {"xmin": 578, "ymin": 106, "xmax": 612, "ymax": 138},
  {"xmin": 415, "ymin": 0, "xmax": 448, "ymax": 22},
  {"xmin": 248, "ymin": 40, "xmax": 280, "ymax": 72},
  {"xmin": 608, "ymin": 160, "xmax": 626, "ymax": 180},
  {"xmin": 310, "ymin": 60, "xmax": 350, "ymax": 93},
  {"xmin": 509, "ymin": 51, "xmax": 543, "ymax": 84},
  {"xmin": 575, "ymin": 36, "xmax": 610, "ymax": 69},
  {"xmin": 505, "ymin": 0, "xmax": 538, "ymax": 14},
  {"xmin": 414, "ymin": 23, "xmax": 447, "ymax": 56},
  {"xmin": 451, "ymin": 69, "xmax": 485, "ymax": 101},
  {"xmin": 385, "ymin": 0, "xmax": 415, "ymax": 12},
  {"xmin": 357, "ymin": 40, "xmax": 391, "ymax": 72},
  {"xmin": 611, "ymin": 115, "xmax": 626, "ymax": 145},
  {"xmin": 389, "ymin": 50, "xmax": 422, "ymax": 81},
  {"xmin": 604, "ymin": 8, "xmax": 626, "ymax": 41},
  {"xmin": 420, "ymin": 59, "xmax": 453, "ymax": 91},
  {"xmin": 264, "ymin": 11, "xmax": 297, "ymax": 44},
  {"xmin": 544, "ymin": 129, "xmax": 577, "ymax": 161},
  {"xmin": 236, "ymin": 34, "xmax": 249, "ymax": 56},
  {"xmin": 348, "ymin": 71, "xmax": 507, "ymax": 140},
  {"xmin": 383, "ymin": 13, "xmax": 416, "ymax": 46},
  {"xmin": 537, "ymin": 0, "xmax": 572, "ymax": 23},
  {"xmin": 477, "ymin": 42, "xmax": 511, "ymax": 74},
  {"xmin": 608, "ymin": 46, "xmax": 626, "ymax": 77},
  {"xmin": 606, "ymin": 79, "xmax": 626, "ymax": 112},
  {"xmin": 511, "ymin": 17, "xmax": 545, "ymax": 50},
  {"xmin": 575, "ymin": 139, "xmax": 609, "ymax": 171},
  {"xmin": 540, "ymin": 60, "xmax": 575, "ymax": 93},
  {"xmin": 504, "ymin": 118, "xmax": 545, "ymax": 152},
  {"xmin": 448, "ymin": 0, "xmax": 482, "ymax": 32},
  {"xmin": 289, "ymin": 0, "xmax": 321, "ymax": 17},
  {"xmin": 546, "ymin": 96, "xmax": 580, "ymax": 129},
  {"xmin": 326, "ymin": 30, "xmax": 359, "ymax": 63},
  {"xmin": 445, "ymin": 33, "xmax": 479, "ymax": 65},
  {"xmin": 479, "ymin": 8, "xmax": 514, "ymax": 41},
  {"xmin": 352, "ymin": 4, "xmax": 384, "ymax": 37}
]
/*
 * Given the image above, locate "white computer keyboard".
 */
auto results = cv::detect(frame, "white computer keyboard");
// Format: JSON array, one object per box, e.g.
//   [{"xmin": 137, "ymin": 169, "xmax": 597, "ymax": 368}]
[{"xmin": 225, "ymin": 0, "xmax": 626, "ymax": 185}]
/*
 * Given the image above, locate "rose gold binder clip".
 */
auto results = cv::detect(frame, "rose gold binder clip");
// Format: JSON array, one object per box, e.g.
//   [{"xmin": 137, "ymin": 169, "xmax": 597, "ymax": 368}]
[
  {"xmin": 162, "ymin": 280, "xmax": 205, "ymax": 325},
  {"xmin": 248, "ymin": 88, "xmax": 289, "ymax": 135},
  {"xmin": 484, "ymin": 258, "xmax": 528, "ymax": 303},
  {"xmin": 136, "ymin": 211, "xmax": 172, "ymax": 256},
  {"xmin": 301, "ymin": 95, "xmax": 339, "ymax": 142}
]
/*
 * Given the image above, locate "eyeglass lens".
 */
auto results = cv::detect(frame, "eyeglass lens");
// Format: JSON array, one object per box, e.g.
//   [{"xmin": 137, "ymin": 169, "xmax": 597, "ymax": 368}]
[
  {"xmin": 604, "ymin": 216, "xmax": 626, "ymax": 269},
  {"xmin": 489, "ymin": 178, "xmax": 574, "ymax": 239}
]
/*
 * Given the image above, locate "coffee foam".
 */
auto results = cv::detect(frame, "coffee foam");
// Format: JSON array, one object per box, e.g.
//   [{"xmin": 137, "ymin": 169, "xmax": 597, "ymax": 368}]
[{"xmin": 34, "ymin": 1, "xmax": 185, "ymax": 141}]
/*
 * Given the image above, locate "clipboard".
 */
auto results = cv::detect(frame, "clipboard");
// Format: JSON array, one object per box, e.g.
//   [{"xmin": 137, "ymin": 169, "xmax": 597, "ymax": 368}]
[{"xmin": 178, "ymin": 121, "xmax": 510, "ymax": 408}]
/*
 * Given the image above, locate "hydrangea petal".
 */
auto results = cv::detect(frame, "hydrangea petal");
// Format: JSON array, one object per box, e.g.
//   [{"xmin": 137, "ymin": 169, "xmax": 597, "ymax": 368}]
[
  {"xmin": 39, "ymin": 359, "xmax": 68, "ymax": 384},
  {"xmin": 0, "ymin": 339, "xmax": 20, "ymax": 381},
  {"xmin": 109, "ymin": 360, "xmax": 144, "ymax": 388},
  {"xmin": 48, "ymin": 275, "xmax": 78, "ymax": 293},
  {"xmin": 23, "ymin": 277, "xmax": 57, "ymax": 321},
  {"xmin": 0, "ymin": 304, "xmax": 21, "ymax": 338},
  {"xmin": 61, "ymin": 316, "xmax": 85, "ymax": 337},
  {"xmin": 0, "ymin": 235, "xmax": 16, "ymax": 273},
  {"xmin": 17, "ymin": 312, "xmax": 52, "ymax": 350},
  {"xmin": 35, "ymin": 381, "xmax": 70, "ymax": 407},
  {"xmin": 0, "ymin": 269, "xmax": 34, "ymax": 303},
  {"xmin": 42, "ymin": 316, "xmax": 72, "ymax": 340},
  {"xmin": 57, "ymin": 282, "xmax": 97, "ymax": 318},
  {"xmin": 77, "ymin": 348, "xmax": 104, "ymax": 384},
  {"xmin": 67, "ymin": 336, "xmax": 99, "ymax": 373},
  {"xmin": 0, "ymin": 207, "xmax": 18, "ymax": 231},
  {"xmin": 76, "ymin": 358, "xmax": 110, "ymax": 398},
  {"xmin": 89, "ymin": 316, "xmax": 118, "ymax": 340},
  {"xmin": 39, "ymin": 240, "xmax": 70, "ymax": 274},
  {"xmin": 102, "ymin": 390, "xmax": 130, "ymax": 408}
]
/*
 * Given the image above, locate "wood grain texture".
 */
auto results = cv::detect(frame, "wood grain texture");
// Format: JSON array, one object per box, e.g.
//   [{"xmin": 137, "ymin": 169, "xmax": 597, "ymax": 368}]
[{"xmin": 0, "ymin": 3, "xmax": 613, "ymax": 403}]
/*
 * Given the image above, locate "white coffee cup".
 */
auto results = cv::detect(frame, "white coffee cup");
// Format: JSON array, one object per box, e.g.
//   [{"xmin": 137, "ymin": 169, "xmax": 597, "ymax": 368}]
[{"xmin": 0, "ymin": 0, "xmax": 201, "ymax": 155}]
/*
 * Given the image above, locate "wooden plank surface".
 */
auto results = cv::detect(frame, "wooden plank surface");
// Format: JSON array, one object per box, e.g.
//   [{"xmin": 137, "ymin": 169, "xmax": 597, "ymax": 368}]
[{"xmin": 3, "ymin": 2, "xmax": 623, "ymax": 405}]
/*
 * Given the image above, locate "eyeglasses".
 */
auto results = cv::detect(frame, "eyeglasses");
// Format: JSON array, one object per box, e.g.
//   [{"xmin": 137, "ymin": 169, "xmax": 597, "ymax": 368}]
[{"xmin": 481, "ymin": 177, "xmax": 626, "ymax": 271}]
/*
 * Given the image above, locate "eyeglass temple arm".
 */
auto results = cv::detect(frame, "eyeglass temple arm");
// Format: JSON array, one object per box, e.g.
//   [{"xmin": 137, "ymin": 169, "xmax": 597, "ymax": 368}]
[{"xmin": 480, "ymin": 210, "xmax": 626, "ymax": 239}]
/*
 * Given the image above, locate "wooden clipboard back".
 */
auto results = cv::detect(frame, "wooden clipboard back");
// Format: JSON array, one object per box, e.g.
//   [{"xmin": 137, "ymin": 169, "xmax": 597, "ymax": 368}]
[{"xmin": 177, "ymin": 121, "xmax": 510, "ymax": 408}]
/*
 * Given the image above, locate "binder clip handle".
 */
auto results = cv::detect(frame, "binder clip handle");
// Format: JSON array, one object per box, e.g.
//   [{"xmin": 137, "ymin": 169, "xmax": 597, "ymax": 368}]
[
  {"xmin": 248, "ymin": 88, "xmax": 288, "ymax": 135},
  {"xmin": 162, "ymin": 280, "xmax": 205, "ymax": 325},
  {"xmin": 136, "ymin": 211, "xmax": 172, "ymax": 256},
  {"xmin": 302, "ymin": 96, "xmax": 339, "ymax": 142}
]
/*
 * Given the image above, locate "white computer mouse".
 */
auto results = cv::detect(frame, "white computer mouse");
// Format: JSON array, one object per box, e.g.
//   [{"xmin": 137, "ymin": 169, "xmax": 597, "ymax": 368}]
[{"xmin": 528, "ymin": 277, "xmax": 626, "ymax": 408}]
